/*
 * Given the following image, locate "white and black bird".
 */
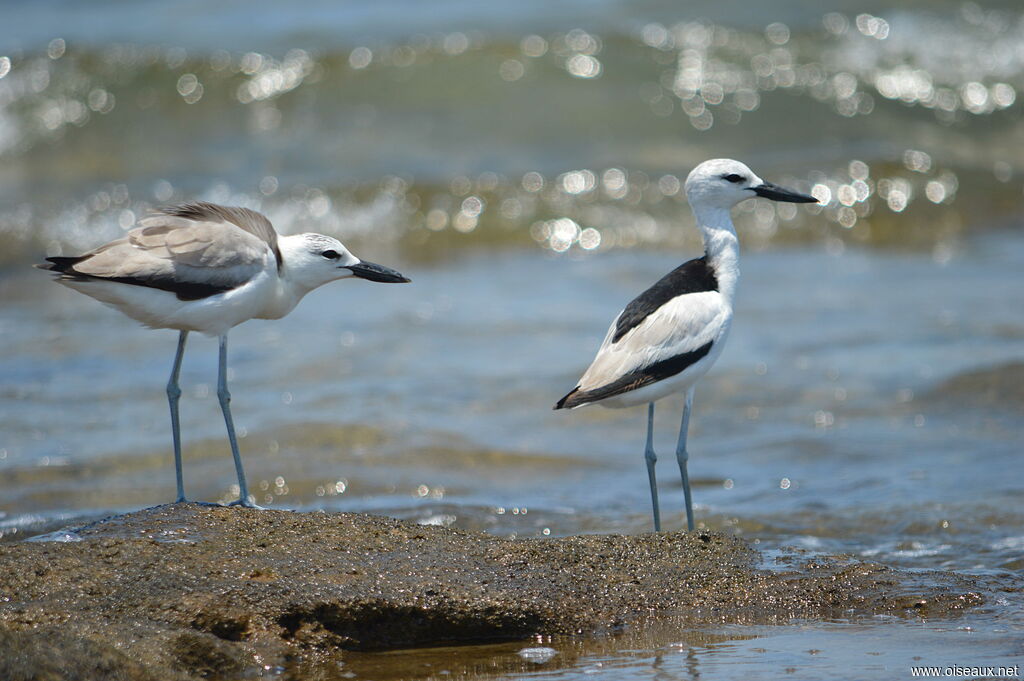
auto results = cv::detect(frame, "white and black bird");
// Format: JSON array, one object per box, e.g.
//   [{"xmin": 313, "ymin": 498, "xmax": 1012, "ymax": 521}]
[
  {"xmin": 555, "ymin": 159, "xmax": 817, "ymax": 531},
  {"xmin": 38, "ymin": 201, "xmax": 410, "ymax": 507}
]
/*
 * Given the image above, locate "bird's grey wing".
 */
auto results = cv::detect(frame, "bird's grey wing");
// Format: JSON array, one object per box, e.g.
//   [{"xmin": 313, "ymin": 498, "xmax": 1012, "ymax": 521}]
[
  {"xmin": 157, "ymin": 202, "xmax": 282, "ymax": 269},
  {"xmin": 576, "ymin": 291, "xmax": 727, "ymax": 392},
  {"xmin": 51, "ymin": 211, "xmax": 275, "ymax": 300}
]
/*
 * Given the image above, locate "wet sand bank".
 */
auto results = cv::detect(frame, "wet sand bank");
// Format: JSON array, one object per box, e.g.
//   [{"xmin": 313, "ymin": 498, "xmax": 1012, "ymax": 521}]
[{"xmin": 0, "ymin": 504, "xmax": 983, "ymax": 680}]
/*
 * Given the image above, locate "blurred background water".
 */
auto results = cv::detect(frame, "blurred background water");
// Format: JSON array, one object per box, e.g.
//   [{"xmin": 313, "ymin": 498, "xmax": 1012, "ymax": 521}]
[{"xmin": 1, "ymin": 1, "xmax": 1022, "ymax": 679}]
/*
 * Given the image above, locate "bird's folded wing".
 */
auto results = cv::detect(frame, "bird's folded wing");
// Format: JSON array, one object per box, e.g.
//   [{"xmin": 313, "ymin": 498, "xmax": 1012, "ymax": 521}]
[
  {"xmin": 154, "ymin": 202, "xmax": 282, "ymax": 269},
  {"xmin": 577, "ymin": 291, "xmax": 726, "ymax": 392},
  {"xmin": 66, "ymin": 214, "xmax": 274, "ymax": 291}
]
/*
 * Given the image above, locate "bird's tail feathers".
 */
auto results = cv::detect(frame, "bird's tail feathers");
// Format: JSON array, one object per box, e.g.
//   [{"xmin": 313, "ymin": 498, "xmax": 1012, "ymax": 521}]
[
  {"xmin": 554, "ymin": 386, "xmax": 587, "ymax": 410},
  {"xmin": 36, "ymin": 256, "xmax": 88, "ymax": 273}
]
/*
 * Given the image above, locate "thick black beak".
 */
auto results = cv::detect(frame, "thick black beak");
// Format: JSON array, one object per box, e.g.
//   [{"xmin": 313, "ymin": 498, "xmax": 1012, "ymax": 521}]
[
  {"xmin": 344, "ymin": 261, "xmax": 411, "ymax": 283},
  {"xmin": 752, "ymin": 182, "xmax": 818, "ymax": 203}
]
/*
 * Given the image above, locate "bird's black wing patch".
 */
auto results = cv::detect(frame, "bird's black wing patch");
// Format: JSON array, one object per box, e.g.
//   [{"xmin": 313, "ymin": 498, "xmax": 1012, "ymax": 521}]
[
  {"xmin": 612, "ymin": 256, "xmax": 717, "ymax": 344},
  {"xmin": 554, "ymin": 340, "xmax": 713, "ymax": 409},
  {"xmin": 38, "ymin": 257, "xmax": 233, "ymax": 301}
]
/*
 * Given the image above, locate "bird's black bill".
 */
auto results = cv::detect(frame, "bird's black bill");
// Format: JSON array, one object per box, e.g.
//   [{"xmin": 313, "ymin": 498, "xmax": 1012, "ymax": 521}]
[
  {"xmin": 345, "ymin": 261, "xmax": 411, "ymax": 283},
  {"xmin": 752, "ymin": 182, "xmax": 818, "ymax": 203}
]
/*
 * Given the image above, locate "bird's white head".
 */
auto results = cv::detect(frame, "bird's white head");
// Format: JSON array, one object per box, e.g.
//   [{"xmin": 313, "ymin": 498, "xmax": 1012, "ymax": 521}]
[
  {"xmin": 279, "ymin": 233, "xmax": 410, "ymax": 292},
  {"xmin": 684, "ymin": 158, "xmax": 817, "ymax": 211}
]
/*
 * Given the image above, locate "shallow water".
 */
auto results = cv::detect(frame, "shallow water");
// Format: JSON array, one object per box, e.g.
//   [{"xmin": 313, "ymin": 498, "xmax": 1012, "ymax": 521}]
[{"xmin": 2, "ymin": 0, "xmax": 1023, "ymax": 678}]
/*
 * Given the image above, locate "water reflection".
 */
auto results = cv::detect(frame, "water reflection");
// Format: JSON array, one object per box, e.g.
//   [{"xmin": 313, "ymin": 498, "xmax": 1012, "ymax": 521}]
[{"xmin": 2, "ymin": 7, "xmax": 1023, "ymax": 263}]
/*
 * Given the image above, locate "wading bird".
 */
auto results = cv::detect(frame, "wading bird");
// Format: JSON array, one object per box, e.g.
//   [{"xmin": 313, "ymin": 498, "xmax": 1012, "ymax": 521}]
[
  {"xmin": 555, "ymin": 159, "xmax": 817, "ymax": 531},
  {"xmin": 39, "ymin": 201, "xmax": 410, "ymax": 507}
]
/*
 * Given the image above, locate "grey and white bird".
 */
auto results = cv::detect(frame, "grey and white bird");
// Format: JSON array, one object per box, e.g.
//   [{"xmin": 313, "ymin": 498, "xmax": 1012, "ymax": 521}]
[
  {"xmin": 555, "ymin": 159, "xmax": 817, "ymax": 531},
  {"xmin": 38, "ymin": 201, "xmax": 410, "ymax": 507}
]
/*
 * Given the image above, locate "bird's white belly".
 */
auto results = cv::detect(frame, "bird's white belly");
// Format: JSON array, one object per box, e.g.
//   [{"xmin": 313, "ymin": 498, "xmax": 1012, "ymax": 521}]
[{"xmin": 61, "ymin": 269, "xmax": 280, "ymax": 336}]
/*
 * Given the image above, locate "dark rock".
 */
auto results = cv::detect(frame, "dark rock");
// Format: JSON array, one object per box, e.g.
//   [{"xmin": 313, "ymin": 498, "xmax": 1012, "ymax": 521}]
[
  {"xmin": 0, "ymin": 504, "xmax": 983, "ymax": 680},
  {"xmin": 0, "ymin": 628, "xmax": 177, "ymax": 681}
]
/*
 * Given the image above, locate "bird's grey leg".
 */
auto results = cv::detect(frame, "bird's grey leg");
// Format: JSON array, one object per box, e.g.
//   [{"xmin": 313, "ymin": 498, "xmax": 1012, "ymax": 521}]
[
  {"xmin": 675, "ymin": 388, "xmax": 696, "ymax": 531},
  {"xmin": 216, "ymin": 334, "xmax": 258, "ymax": 508},
  {"xmin": 645, "ymin": 401, "xmax": 661, "ymax": 532},
  {"xmin": 167, "ymin": 330, "xmax": 189, "ymax": 503}
]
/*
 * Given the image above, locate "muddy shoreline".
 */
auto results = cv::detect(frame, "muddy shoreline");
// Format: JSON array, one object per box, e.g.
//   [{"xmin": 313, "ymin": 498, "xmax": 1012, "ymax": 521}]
[{"xmin": 0, "ymin": 504, "xmax": 983, "ymax": 680}]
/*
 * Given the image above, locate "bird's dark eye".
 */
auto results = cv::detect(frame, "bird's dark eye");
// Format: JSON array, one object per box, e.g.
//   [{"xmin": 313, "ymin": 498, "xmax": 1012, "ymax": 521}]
[
  {"xmin": 321, "ymin": 250, "xmax": 340, "ymax": 260},
  {"xmin": 722, "ymin": 174, "xmax": 745, "ymax": 184}
]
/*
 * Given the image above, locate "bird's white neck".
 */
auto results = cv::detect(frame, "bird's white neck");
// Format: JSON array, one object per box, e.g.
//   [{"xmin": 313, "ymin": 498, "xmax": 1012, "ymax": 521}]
[
  {"xmin": 254, "ymin": 276, "xmax": 307, "ymax": 320},
  {"xmin": 693, "ymin": 205, "xmax": 740, "ymax": 302},
  {"xmin": 256, "ymin": 255, "xmax": 323, "ymax": 321}
]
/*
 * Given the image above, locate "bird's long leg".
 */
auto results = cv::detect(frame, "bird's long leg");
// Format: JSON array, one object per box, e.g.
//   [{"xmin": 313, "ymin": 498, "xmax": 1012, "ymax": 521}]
[
  {"xmin": 167, "ymin": 330, "xmax": 189, "ymax": 503},
  {"xmin": 216, "ymin": 333, "xmax": 258, "ymax": 508},
  {"xmin": 674, "ymin": 388, "xmax": 696, "ymax": 531},
  {"xmin": 644, "ymin": 401, "xmax": 661, "ymax": 532}
]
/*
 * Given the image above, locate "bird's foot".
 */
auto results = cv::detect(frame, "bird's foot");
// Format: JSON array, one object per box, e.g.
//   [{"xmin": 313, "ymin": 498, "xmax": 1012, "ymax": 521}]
[
  {"xmin": 172, "ymin": 498, "xmax": 223, "ymax": 508},
  {"xmin": 226, "ymin": 496, "xmax": 264, "ymax": 510}
]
